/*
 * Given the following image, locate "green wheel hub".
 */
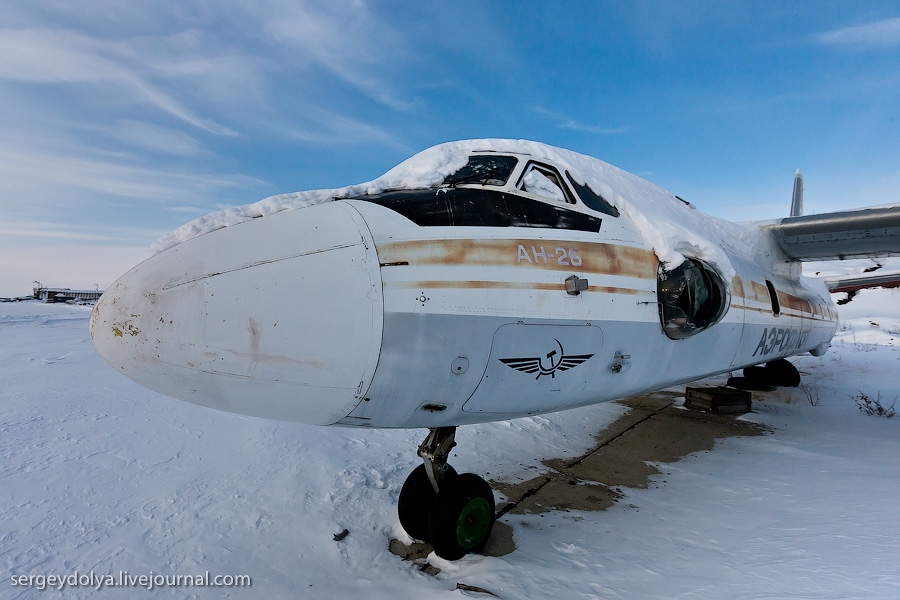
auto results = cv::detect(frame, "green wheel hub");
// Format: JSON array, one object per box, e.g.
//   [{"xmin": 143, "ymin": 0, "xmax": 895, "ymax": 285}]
[
  {"xmin": 456, "ymin": 496, "xmax": 492, "ymax": 548},
  {"xmin": 429, "ymin": 472, "xmax": 496, "ymax": 560}
]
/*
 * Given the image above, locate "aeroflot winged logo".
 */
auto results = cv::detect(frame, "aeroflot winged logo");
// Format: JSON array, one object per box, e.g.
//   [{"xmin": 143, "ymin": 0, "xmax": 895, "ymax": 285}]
[{"xmin": 499, "ymin": 339, "xmax": 594, "ymax": 380}]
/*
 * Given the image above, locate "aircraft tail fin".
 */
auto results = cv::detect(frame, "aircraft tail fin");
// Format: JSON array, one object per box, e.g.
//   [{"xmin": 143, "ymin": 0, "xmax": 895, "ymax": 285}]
[
  {"xmin": 763, "ymin": 169, "xmax": 900, "ymax": 261},
  {"xmin": 791, "ymin": 169, "xmax": 803, "ymax": 217}
]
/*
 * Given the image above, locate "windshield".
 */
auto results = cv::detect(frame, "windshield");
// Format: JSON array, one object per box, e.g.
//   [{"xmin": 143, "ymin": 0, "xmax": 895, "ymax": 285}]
[
  {"xmin": 354, "ymin": 188, "xmax": 603, "ymax": 232},
  {"xmin": 443, "ymin": 155, "xmax": 519, "ymax": 187}
]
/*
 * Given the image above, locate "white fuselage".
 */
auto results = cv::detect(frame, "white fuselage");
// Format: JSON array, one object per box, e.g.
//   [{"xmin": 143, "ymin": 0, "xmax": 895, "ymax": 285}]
[{"xmin": 90, "ymin": 151, "xmax": 838, "ymax": 428}]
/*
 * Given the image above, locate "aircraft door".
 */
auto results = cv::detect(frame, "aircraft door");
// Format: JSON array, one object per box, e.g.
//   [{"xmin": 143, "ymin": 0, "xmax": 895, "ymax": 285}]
[{"xmin": 462, "ymin": 323, "xmax": 602, "ymax": 416}]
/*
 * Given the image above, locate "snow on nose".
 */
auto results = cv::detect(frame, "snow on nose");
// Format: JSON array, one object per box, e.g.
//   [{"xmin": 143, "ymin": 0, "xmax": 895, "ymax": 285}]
[{"xmin": 90, "ymin": 202, "xmax": 383, "ymax": 425}]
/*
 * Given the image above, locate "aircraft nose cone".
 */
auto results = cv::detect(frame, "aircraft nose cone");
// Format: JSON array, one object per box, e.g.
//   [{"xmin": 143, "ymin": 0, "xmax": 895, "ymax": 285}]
[{"xmin": 90, "ymin": 202, "xmax": 383, "ymax": 425}]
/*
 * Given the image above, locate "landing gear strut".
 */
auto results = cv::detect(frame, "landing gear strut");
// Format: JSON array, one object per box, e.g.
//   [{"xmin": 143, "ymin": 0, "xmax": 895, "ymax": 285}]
[
  {"xmin": 728, "ymin": 358, "xmax": 801, "ymax": 390},
  {"xmin": 398, "ymin": 426, "xmax": 496, "ymax": 560}
]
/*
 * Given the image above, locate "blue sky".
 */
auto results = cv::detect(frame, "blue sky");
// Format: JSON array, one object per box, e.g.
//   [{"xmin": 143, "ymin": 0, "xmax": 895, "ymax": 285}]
[{"xmin": 2, "ymin": 1, "xmax": 900, "ymax": 295}]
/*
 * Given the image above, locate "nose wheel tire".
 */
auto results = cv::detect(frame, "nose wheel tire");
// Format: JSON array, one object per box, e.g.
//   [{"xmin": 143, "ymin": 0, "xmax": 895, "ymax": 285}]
[
  {"xmin": 398, "ymin": 464, "xmax": 457, "ymax": 542},
  {"xmin": 398, "ymin": 427, "xmax": 494, "ymax": 560},
  {"xmin": 427, "ymin": 473, "xmax": 496, "ymax": 560}
]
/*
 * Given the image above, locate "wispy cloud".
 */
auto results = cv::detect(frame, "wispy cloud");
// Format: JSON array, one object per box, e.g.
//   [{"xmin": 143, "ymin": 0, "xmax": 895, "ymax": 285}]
[
  {"xmin": 818, "ymin": 17, "xmax": 900, "ymax": 48},
  {"xmin": 0, "ymin": 28, "xmax": 236, "ymax": 135},
  {"xmin": 0, "ymin": 143, "xmax": 266, "ymax": 204},
  {"xmin": 167, "ymin": 206, "xmax": 209, "ymax": 214},
  {"xmin": 287, "ymin": 110, "xmax": 411, "ymax": 151},
  {"xmin": 112, "ymin": 120, "xmax": 207, "ymax": 157},
  {"xmin": 531, "ymin": 107, "xmax": 630, "ymax": 135},
  {"xmin": 262, "ymin": 1, "xmax": 415, "ymax": 111},
  {"xmin": 0, "ymin": 220, "xmax": 163, "ymax": 244}
]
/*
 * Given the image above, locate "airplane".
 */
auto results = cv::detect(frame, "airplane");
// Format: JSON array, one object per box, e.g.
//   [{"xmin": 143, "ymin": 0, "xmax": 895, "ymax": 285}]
[{"xmin": 89, "ymin": 139, "xmax": 900, "ymax": 560}]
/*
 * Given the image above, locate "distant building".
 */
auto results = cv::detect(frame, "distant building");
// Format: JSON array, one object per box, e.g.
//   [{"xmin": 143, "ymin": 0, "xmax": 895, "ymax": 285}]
[{"xmin": 32, "ymin": 287, "xmax": 104, "ymax": 304}]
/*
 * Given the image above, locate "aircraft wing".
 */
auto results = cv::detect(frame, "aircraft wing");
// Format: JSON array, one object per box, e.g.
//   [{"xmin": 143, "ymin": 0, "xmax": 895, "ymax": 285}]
[
  {"xmin": 823, "ymin": 270, "xmax": 900, "ymax": 293},
  {"xmin": 767, "ymin": 205, "xmax": 900, "ymax": 261}
]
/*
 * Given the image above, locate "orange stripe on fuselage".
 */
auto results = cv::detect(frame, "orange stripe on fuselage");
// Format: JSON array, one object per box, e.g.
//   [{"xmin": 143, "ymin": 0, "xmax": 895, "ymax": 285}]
[
  {"xmin": 376, "ymin": 239, "xmax": 657, "ymax": 280},
  {"xmin": 385, "ymin": 279, "xmax": 650, "ymax": 295}
]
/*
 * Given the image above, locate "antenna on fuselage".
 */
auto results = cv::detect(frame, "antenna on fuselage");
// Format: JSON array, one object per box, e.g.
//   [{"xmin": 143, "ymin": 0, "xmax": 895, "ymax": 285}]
[{"xmin": 790, "ymin": 168, "xmax": 803, "ymax": 217}]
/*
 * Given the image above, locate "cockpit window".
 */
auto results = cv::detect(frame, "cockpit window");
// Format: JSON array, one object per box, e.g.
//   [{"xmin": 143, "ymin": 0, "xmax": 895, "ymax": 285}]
[
  {"xmin": 443, "ymin": 155, "xmax": 519, "ymax": 187},
  {"xmin": 522, "ymin": 169, "xmax": 566, "ymax": 201},
  {"xmin": 354, "ymin": 188, "xmax": 603, "ymax": 232},
  {"xmin": 517, "ymin": 162, "xmax": 574, "ymax": 204},
  {"xmin": 565, "ymin": 173, "xmax": 620, "ymax": 217},
  {"xmin": 657, "ymin": 259, "xmax": 728, "ymax": 339}
]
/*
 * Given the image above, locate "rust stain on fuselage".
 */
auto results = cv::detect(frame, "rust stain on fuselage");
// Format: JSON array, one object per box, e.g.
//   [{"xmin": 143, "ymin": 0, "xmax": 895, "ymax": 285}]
[
  {"xmin": 248, "ymin": 317, "xmax": 261, "ymax": 356},
  {"xmin": 748, "ymin": 280, "xmax": 770, "ymax": 304},
  {"xmin": 376, "ymin": 239, "xmax": 657, "ymax": 279},
  {"xmin": 777, "ymin": 290, "xmax": 813, "ymax": 315},
  {"xmin": 111, "ymin": 322, "xmax": 141, "ymax": 337},
  {"xmin": 731, "ymin": 276, "xmax": 745, "ymax": 300},
  {"xmin": 386, "ymin": 279, "xmax": 649, "ymax": 295},
  {"xmin": 240, "ymin": 316, "xmax": 327, "ymax": 370},
  {"xmin": 732, "ymin": 277, "xmax": 836, "ymax": 323}
]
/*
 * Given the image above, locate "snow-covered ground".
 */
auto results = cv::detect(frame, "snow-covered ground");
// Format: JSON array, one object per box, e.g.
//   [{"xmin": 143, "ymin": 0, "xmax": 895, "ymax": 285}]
[{"xmin": 2, "ymin": 286, "xmax": 898, "ymax": 599}]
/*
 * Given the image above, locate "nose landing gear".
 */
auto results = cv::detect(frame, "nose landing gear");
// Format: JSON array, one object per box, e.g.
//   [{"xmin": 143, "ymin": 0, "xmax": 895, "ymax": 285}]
[{"xmin": 397, "ymin": 427, "xmax": 496, "ymax": 560}]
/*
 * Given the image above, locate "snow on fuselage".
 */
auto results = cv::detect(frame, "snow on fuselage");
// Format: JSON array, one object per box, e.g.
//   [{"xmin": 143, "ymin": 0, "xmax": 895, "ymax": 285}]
[{"xmin": 90, "ymin": 143, "xmax": 838, "ymax": 427}]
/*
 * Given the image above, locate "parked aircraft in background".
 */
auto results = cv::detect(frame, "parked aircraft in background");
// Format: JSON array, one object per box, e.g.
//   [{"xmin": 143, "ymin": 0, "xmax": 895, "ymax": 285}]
[{"xmin": 90, "ymin": 140, "xmax": 900, "ymax": 559}]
